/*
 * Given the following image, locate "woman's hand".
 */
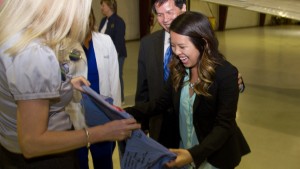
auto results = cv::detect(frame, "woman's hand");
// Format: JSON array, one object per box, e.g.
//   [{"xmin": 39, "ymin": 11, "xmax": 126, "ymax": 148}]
[
  {"xmin": 70, "ymin": 76, "xmax": 90, "ymax": 92},
  {"xmin": 165, "ymin": 149, "xmax": 193, "ymax": 168},
  {"xmin": 102, "ymin": 118, "xmax": 141, "ymax": 141}
]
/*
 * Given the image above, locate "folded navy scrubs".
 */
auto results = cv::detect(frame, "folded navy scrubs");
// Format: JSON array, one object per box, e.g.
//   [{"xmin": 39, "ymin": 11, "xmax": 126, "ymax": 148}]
[{"xmin": 81, "ymin": 85, "xmax": 188, "ymax": 169}]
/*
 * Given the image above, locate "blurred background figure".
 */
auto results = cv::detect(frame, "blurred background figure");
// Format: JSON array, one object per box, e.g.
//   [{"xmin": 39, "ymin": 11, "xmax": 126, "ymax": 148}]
[{"xmin": 99, "ymin": 0, "xmax": 127, "ymax": 105}]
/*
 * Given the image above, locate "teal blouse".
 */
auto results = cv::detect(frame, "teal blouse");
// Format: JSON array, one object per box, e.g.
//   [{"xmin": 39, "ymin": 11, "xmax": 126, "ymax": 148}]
[{"xmin": 179, "ymin": 69, "xmax": 218, "ymax": 169}]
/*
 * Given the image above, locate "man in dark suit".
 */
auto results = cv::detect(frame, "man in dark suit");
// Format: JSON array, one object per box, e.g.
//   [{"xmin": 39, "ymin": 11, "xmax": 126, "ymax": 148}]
[
  {"xmin": 135, "ymin": 0, "xmax": 188, "ymax": 148},
  {"xmin": 135, "ymin": 0, "xmax": 245, "ymax": 148},
  {"xmin": 99, "ymin": 0, "xmax": 127, "ymax": 104}
]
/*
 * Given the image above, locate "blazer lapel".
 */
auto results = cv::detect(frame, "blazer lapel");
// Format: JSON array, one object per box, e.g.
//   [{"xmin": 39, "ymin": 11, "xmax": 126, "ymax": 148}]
[
  {"xmin": 193, "ymin": 94, "xmax": 201, "ymax": 113},
  {"xmin": 173, "ymin": 89, "xmax": 181, "ymax": 116}
]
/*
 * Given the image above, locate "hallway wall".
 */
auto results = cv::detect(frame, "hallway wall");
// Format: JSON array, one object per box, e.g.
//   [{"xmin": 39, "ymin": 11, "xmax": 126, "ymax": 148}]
[
  {"xmin": 92, "ymin": 0, "xmax": 284, "ymax": 40},
  {"xmin": 151, "ymin": 1, "xmax": 273, "ymax": 32}
]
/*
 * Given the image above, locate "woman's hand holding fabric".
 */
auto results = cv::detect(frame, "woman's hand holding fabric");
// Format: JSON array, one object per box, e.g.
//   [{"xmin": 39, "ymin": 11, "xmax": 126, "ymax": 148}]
[
  {"xmin": 165, "ymin": 148, "xmax": 193, "ymax": 168},
  {"xmin": 102, "ymin": 118, "xmax": 141, "ymax": 141},
  {"xmin": 70, "ymin": 76, "xmax": 90, "ymax": 92}
]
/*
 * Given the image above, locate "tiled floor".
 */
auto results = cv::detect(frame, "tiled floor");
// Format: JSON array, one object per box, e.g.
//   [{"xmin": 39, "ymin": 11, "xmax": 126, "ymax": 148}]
[{"xmin": 92, "ymin": 25, "xmax": 300, "ymax": 169}]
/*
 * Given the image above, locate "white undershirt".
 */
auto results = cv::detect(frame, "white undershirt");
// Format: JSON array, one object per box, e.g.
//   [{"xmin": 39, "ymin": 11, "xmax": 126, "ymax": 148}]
[
  {"xmin": 164, "ymin": 31, "xmax": 170, "ymax": 59},
  {"xmin": 100, "ymin": 19, "xmax": 108, "ymax": 33}
]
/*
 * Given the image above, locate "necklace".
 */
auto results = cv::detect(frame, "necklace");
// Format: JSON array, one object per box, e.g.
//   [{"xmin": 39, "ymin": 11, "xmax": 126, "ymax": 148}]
[{"xmin": 189, "ymin": 78, "xmax": 200, "ymax": 89}]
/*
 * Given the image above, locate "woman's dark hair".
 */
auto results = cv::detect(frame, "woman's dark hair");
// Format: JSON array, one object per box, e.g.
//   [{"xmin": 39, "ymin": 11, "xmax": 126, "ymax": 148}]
[
  {"xmin": 89, "ymin": 8, "xmax": 96, "ymax": 32},
  {"xmin": 83, "ymin": 8, "xmax": 96, "ymax": 44},
  {"xmin": 169, "ymin": 11, "xmax": 224, "ymax": 96},
  {"xmin": 152, "ymin": 0, "xmax": 186, "ymax": 14}
]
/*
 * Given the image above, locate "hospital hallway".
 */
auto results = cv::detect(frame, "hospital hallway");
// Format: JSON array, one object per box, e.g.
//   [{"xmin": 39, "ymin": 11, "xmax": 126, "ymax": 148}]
[{"xmin": 102, "ymin": 25, "xmax": 300, "ymax": 169}]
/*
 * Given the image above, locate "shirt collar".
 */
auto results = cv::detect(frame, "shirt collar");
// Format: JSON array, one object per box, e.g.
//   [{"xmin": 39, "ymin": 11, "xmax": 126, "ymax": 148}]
[{"xmin": 164, "ymin": 31, "xmax": 170, "ymax": 45}]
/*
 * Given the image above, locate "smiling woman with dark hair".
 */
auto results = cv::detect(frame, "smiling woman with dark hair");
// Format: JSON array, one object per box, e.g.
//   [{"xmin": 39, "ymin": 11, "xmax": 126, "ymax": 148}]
[{"xmin": 125, "ymin": 11, "xmax": 250, "ymax": 169}]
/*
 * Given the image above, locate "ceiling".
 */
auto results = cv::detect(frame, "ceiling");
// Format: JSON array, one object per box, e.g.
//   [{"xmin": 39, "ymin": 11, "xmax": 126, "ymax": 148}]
[{"xmin": 201, "ymin": 0, "xmax": 300, "ymax": 21}]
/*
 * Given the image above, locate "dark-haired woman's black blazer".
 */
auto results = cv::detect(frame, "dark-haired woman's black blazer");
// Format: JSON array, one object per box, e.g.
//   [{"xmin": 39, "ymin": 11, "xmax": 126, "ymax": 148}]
[{"xmin": 126, "ymin": 59, "xmax": 250, "ymax": 168}]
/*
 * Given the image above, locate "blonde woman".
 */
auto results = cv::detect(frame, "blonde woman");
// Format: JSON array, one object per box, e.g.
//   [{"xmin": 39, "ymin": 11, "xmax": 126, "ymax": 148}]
[{"xmin": 0, "ymin": 0, "xmax": 140, "ymax": 168}]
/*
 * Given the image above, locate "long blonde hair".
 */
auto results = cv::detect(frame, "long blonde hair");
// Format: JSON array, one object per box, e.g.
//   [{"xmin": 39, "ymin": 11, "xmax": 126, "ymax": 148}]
[{"xmin": 0, "ymin": 0, "xmax": 91, "ymax": 57}]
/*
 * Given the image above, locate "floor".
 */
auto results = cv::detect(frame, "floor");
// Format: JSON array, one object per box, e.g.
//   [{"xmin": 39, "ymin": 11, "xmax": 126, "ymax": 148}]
[{"xmin": 91, "ymin": 25, "xmax": 300, "ymax": 169}]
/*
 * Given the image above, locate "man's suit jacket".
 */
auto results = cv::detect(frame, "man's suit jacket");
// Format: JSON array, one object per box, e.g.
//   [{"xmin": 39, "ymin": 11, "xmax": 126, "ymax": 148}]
[
  {"xmin": 99, "ymin": 13, "xmax": 127, "ymax": 58},
  {"xmin": 127, "ymin": 59, "xmax": 250, "ymax": 169},
  {"xmin": 135, "ymin": 30, "xmax": 178, "ymax": 148},
  {"xmin": 135, "ymin": 30, "xmax": 165, "ymax": 103}
]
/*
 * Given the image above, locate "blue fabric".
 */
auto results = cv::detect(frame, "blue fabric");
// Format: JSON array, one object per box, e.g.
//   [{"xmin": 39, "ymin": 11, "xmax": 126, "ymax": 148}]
[
  {"xmin": 121, "ymin": 129, "xmax": 178, "ymax": 169},
  {"xmin": 90, "ymin": 142, "xmax": 115, "ymax": 169},
  {"xmin": 81, "ymin": 41, "xmax": 115, "ymax": 169},
  {"xmin": 163, "ymin": 46, "xmax": 172, "ymax": 81},
  {"xmin": 76, "ymin": 147, "xmax": 89, "ymax": 169},
  {"xmin": 82, "ymin": 93, "xmax": 113, "ymax": 127},
  {"xmin": 81, "ymin": 86, "xmax": 188, "ymax": 169},
  {"xmin": 84, "ymin": 40, "xmax": 100, "ymax": 94},
  {"xmin": 77, "ymin": 142, "xmax": 115, "ymax": 169}
]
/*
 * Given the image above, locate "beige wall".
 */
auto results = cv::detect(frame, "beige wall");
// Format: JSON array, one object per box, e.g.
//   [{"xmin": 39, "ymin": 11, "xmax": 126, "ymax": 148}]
[
  {"xmin": 91, "ymin": 0, "xmax": 103, "ymax": 28},
  {"xmin": 92, "ymin": 0, "xmax": 274, "ymax": 39}
]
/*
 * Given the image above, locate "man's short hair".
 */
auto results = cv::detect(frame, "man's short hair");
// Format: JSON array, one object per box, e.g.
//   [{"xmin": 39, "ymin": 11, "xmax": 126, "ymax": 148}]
[{"xmin": 151, "ymin": 0, "xmax": 186, "ymax": 14}]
